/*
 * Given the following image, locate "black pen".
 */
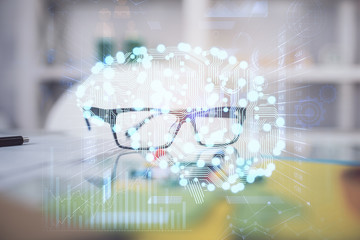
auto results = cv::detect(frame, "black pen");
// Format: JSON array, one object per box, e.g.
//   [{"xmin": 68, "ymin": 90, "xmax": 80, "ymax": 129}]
[{"xmin": 0, "ymin": 136, "xmax": 30, "ymax": 147}]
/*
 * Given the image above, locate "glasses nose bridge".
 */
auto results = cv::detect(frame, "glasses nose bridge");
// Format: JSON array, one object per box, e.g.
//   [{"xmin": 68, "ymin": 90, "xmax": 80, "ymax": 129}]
[{"xmin": 176, "ymin": 112, "xmax": 196, "ymax": 132}]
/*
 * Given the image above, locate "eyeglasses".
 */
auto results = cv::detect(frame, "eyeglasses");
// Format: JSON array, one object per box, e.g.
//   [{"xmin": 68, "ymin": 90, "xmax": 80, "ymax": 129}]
[{"xmin": 83, "ymin": 106, "xmax": 246, "ymax": 150}]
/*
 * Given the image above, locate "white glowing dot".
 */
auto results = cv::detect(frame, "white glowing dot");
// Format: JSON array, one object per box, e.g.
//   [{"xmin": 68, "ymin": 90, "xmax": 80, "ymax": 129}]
[
  {"xmin": 273, "ymin": 148, "xmax": 281, "ymax": 156},
  {"xmin": 133, "ymin": 99, "xmax": 144, "ymax": 110},
  {"xmin": 246, "ymin": 175, "xmax": 255, "ymax": 183},
  {"xmin": 268, "ymin": 96, "xmax": 276, "ymax": 104},
  {"xmin": 254, "ymin": 76, "xmax": 265, "ymax": 85},
  {"xmin": 222, "ymin": 182, "xmax": 230, "ymax": 190},
  {"xmin": 179, "ymin": 179, "xmax": 188, "ymax": 186},
  {"xmin": 159, "ymin": 160, "xmax": 168, "ymax": 169},
  {"xmin": 228, "ymin": 174, "xmax": 237, "ymax": 184},
  {"xmin": 226, "ymin": 146, "xmax": 235, "ymax": 155},
  {"xmin": 205, "ymin": 83, "xmax": 214, "ymax": 92},
  {"xmin": 231, "ymin": 123, "xmax": 243, "ymax": 135},
  {"xmin": 170, "ymin": 165, "xmax": 179, "ymax": 173},
  {"xmin": 231, "ymin": 183, "xmax": 245, "ymax": 193},
  {"xmin": 210, "ymin": 47, "xmax": 219, "ymax": 56},
  {"xmin": 104, "ymin": 55, "xmax": 114, "ymax": 65},
  {"xmin": 212, "ymin": 157, "xmax": 221, "ymax": 166},
  {"xmin": 194, "ymin": 46, "xmax": 202, "ymax": 54},
  {"xmin": 238, "ymin": 98, "xmax": 248, "ymax": 107},
  {"xmin": 116, "ymin": 52, "xmax": 125, "ymax": 64},
  {"xmin": 197, "ymin": 159, "xmax": 205, "ymax": 168},
  {"xmin": 146, "ymin": 153, "xmax": 154, "ymax": 162},
  {"xmin": 76, "ymin": 85, "xmax": 85, "ymax": 98},
  {"xmin": 236, "ymin": 158, "xmax": 245, "ymax": 166},
  {"xmin": 239, "ymin": 61, "xmax": 248, "ymax": 69},
  {"xmin": 177, "ymin": 42, "xmax": 191, "ymax": 52},
  {"xmin": 131, "ymin": 141, "xmax": 140, "ymax": 150},
  {"xmin": 276, "ymin": 117, "xmax": 285, "ymax": 127},
  {"xmin": 207, "ymin": 184, "xmax": 215, "ymax": 191},
  {"xmin": 263, "ymin": 123, "xmax": 271, "ymax": 132},
  {"xmin": 238, "ymin": 78, "xmax": 246, "ymax": 88},
  {"xmin": 277, "ymin": 140, "xmax": 286, "ymax": 149},
  {"xmin": 247, "ymin": 91, "xmax": 259, "ymax": 102},
  {"xmin": 267, "ymin": 163, "xmax": 276, "ymax": 171},
  {"xmin": 229, "ymin": 56, "xmax": 237, "ymax": 65},
  {"xmin": 218, "ymin": 50, "xmax": 228, "ymax": 59},
  {"xmin": 157, "ymin": 44, "xmax": 166, "ymax": 53},
  {"xmin": 248, "ymin": 139, "xmax": 260, "ymax": 152}
]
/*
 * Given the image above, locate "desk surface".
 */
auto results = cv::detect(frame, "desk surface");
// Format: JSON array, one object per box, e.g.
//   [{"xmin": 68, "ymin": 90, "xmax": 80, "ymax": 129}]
[{"xmin": 0, "ymin": 133, "xmax": 360, "ymax": 239}]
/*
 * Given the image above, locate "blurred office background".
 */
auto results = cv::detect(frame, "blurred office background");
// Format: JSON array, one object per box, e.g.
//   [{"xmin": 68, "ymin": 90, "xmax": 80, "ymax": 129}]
[{"xmin": 0, "ymin": 0, "xmax": 360, "ymax": 160}]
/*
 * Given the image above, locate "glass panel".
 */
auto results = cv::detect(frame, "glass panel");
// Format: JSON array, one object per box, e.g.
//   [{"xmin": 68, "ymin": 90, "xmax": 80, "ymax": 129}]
[
  {"xmin": 115, "ymin": 110, "xmax": 179, "ymax": 149},
  {"xmin": 194, "ymin": 108, "xmax": 243, "ymax": 146}
]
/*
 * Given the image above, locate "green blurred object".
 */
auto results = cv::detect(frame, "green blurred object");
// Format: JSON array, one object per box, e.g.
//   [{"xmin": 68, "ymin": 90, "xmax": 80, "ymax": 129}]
[
  {"xmin": 97, "ymin": 38, "xmax": 115, "ymax": 63},
  {"xmin": 123, "ymin": 38, "xmax": 145, "ymax": 62},
  {"xmin": 123, "ymin": 38, "xmax": 144, "ymax": 54}
]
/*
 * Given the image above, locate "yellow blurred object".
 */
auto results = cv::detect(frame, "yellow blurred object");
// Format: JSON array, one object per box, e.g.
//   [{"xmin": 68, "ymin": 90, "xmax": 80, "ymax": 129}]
[{"xmin": 137, "ymin": 200, "xmax": 233, "ymax": 240}]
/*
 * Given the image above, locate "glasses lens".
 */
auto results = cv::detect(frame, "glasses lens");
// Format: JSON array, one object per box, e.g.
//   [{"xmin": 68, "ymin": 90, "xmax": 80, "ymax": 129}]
[
  {"xmin": 114, "ymin": 110, "xmax": 179, "ymax": 149},
  {"xmin": 194, "ymin": 108, "xmax": 243, "ymax": 146}
]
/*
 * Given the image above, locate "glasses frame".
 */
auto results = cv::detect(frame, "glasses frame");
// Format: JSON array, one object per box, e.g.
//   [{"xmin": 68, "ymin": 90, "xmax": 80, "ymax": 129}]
[{"xmin": 84, "ymin": 106, "xmax": 246, "ymax": 150}]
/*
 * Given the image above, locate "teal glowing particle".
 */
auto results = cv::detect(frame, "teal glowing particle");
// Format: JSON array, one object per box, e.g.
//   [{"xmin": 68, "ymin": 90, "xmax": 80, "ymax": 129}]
[
  {"xmin": 127, "ymin": 127, "xmax": 137, "ymax": 136},
  {"xmin": 210, "ymin": 47, "xmax": 219, "ymax": 56},
  {"xmin": 170, "ymin": 165, "xmax": 180, "ymax": 173},
  {"xmin": 194, "ymin": 46, "xmax": 202, "ymax": 54},
  {"xmin": 197, "ymin": 159, "xmax": 205, "ymax": 168},
  {"xmin": 177, "ymin": 42, "xmax": 191, "ymax": 52},
  {"xmin": 231, "ymin": 123, "xmax": 243, "ymax": 135},
  {"xmin": 179, "ymin": 178, "xmax": 188, "ymax": 187},
  {"xmin": 218, "ymin": 50, "xmax": 228, "ymax": 60},
  {"xmin": 116, "ymin": 52, "xmax": 125, "ymax": 64},
  {"xmin": 146, "ymin": 153, "xmax": 154, "ymax": 162},
  {"xmin": 273, "ymin": 148, "xmax": 281, "ymax": 156},
  {"xmin": 131, "ymin": 141, "xmax": 140, "ymax": 150},
  {"xmin": 239, "ymin": 61, "xmax": 248, "ymax": 69},
  {"xmin": 104, "ymin": 55, "xmax": 114, "ymax": 65},
  {"xmin": 276, "ymin": 117, "xmax": 285, "ymax": 127},
  {"xmin": 236, "ymin": 157, "xmax": 245, "ymax": 166},
  {"xmin": 228, "ymin": 56, "xmax": 237, "ymax": 65},
  {"xmin": 268, "ymin": 96, "xmax": 276, "ymax": 104},
  {"xmin": 157, "ymin": 44, "xmax": 166, "ymax": 53},
  {"xmin": 246, "ymin": 175, "xmax": 255, "ymax": 183},
  {"xmin": 212, "ymin": 157, "xmax": 221, "ymax": 166},
  {"xmin": 263, "ymin": 123, "xmax": 271, "ymax": 132},
  {"xmin": 238, "ymin": 78, "xmax": 246, "ymax": 88},
  {"xmin": 254, "ymin": 76, "xmax": 265, "ymax": 85},
  {"xmin": 238, "ymin": 98, "xmax": 248, "ymax": 107},
  {"xmin": 83, "ymin": 110, "xmax": 91, "ymax": 119},
  {"xmin": 207, "ymin": 184, "xmax": 215, "ymax": 191},
  {"xmin": 247, "ymin": 91, "xmax": 259, "ymax": 102},
  {"xmin": 222, "ymin": 182, "xmax": 230, "ymax": 190}
]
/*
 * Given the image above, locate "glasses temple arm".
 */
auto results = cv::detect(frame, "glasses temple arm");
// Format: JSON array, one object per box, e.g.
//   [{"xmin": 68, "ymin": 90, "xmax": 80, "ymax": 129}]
[{"xmin": 85, "ymin": 118, "xmax": 91, "ymax": 131}]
